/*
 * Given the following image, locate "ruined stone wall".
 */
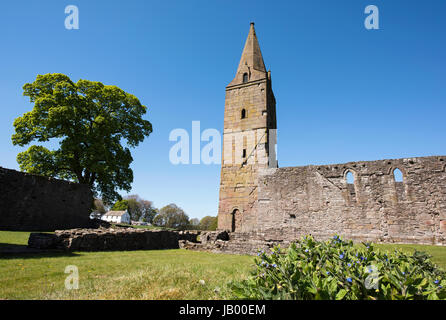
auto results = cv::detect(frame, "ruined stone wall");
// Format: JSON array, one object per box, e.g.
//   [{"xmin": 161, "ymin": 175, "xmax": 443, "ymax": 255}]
[
  {"xmin": 181, "ymin": 230, "xmax": 291, "ymax": 255},
  {"xmin": 28, "ymin": 228, "xmax": 202, "ymax": 251},
  {"xmin": 253, "ymin": 156, "xmax": 446, "ymax": 245},
  {"xmin": 0, "ymin": 167, "xmax": 93, "ymax": 231}
]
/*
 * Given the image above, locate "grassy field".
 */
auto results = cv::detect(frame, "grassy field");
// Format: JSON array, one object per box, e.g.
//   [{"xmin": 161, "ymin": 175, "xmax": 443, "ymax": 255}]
[
  {"xmin": 375, "ymin": 243, "xmax": 446, "ymax": 269},
  {"xmin": 1, "ymin": 231, "xmax": 446, "ymax": 300},
  {"xmin": 0, "ymin": 231, "xmax": 253, "ymax": 299},
  {"xmin": 0, "ymin": 230, "xmax": 34, "ymax": 249}
]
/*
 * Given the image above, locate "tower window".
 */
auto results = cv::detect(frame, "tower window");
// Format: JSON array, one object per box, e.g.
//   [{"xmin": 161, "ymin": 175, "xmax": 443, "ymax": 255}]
[
  {"xmin": 393, "ymin": 168, "xmax": 403, "ymax": 182},
  {"xmin": 243, "ymin": 73, "xmax": 248, "ymax": 83},
  {"xmin": 242, "ymin": 149, "xmax": 247, "ymax": 158},
  {"xmin": 241, "ymin": 109, "xmax": 246, "ymax": 119}
]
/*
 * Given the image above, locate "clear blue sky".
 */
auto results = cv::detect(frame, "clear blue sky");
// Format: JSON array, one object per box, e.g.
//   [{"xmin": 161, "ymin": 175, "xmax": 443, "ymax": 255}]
[{"xmin": 1, "ymin": 0, "xmax": 445, "ymax": 219}]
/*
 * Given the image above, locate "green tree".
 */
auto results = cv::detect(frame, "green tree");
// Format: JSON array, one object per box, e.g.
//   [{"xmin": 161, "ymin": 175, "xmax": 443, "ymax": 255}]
[
  {"xmin": 12, "ymin": 73, "xmax": 152, "ymax": 203},
  {"xmin": 126, "ymin": 198, "xmax": 142, "ymax": 221},
  {"xmin": 125, "ymin": 194, "xmax": 157, "ymax": 222},
  {"xmin": 112, "ymin": 195, "xmax": 158, "ymax": 222},
  {"xmin": 153, "ymin": 204, "xmax": 189, "ymax": 230},
  {"xmin": 210, "ymin": 216, "xmax": 218, "ymax": 230},
  {"xmin": 200, "ymin": 216, "xmax": 218, "ymax": 231},
  {"xmin": 112, "ymin": 199, "xmax": 129, "ymax": 211},
  {"xmin": 139, "ymin": 200, "xmax": 158, "ymax": 223}
]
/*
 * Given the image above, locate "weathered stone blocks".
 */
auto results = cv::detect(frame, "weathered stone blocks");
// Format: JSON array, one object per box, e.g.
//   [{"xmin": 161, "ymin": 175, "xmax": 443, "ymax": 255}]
[
  {"xmin": 27, "ymin": 228, "xmax": 201, "ymax": 251},
  {"xmin": 0, "ymin": 167, "xmax": 93, "ymax": 231},
  {"xmin": 253, "ymin": 156, "xmax": 446, "ymax": 246}
]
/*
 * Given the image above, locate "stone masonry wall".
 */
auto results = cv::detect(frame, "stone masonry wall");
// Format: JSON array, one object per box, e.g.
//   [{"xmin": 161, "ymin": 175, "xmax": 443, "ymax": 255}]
[
  {"xmin": 218, "ymin": 76, "xmax": 275, "ymax": 232},
  {"xmin": 180, "ymin": 230, "xmax": 290, "ymax": 255},
  {"xmin": 0, "ymin": 167, "xmax": 93, "ymax": 231},
  {"xmin": 253, "ymin": 156, "xmax": 446, "ymax": 245},
  {"xmin": 218, "ymin": 164, "xmax": 262, "ymax": 233},
  {"xmin": 28, "ymin": 228, "xmax": 201, "ymax": 251}
]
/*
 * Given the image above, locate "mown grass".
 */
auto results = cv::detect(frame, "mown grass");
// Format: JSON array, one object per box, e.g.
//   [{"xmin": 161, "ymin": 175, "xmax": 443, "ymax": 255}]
[
  {"xmin": 1, "ymin": 231, "xmax": 445, "ymax": 300},
  {"xmin": 375, "ymin": 243, "xmax": 446, "ymax": 269},
  {"xmin": 0, "ymin": 231, "xmax": 253, "ymax": 300},
  {"xmin": 0, "ymin": 230, "xmax": 42, "ymax": 248}
]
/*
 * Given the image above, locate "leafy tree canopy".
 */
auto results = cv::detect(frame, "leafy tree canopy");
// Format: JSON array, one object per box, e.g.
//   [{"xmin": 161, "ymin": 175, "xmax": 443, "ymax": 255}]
[
  {"xmin": 12, "ymin": 73, "xmax": 152, "ymax": 203},
  {"xmin": 112, "ymin": 194, "xmax": 158, "ymax": 222},
  {"xmin": 153, "ymin": 203, "xmax": 189, "ymax": 230},
  {"xmin": 126, "ymin": 194, "xmax": 158, "ymax": 223},
  {"xmin": 112, "ymin": 199, "xmax": 129, "ymax": 211},
  {"xmin": 200, "ymin": 216, "xmax": 218, "ymax": 231}
]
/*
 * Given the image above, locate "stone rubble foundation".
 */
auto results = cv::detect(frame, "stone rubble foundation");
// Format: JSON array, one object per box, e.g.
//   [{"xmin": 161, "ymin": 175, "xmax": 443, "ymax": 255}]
[
  {"xmin": 28, "ymin": 227, "xmax": 200, "ymax": 251},
  {"xmin": 29, "ymin": 227, "xmax": 445, "ymax": 255}
]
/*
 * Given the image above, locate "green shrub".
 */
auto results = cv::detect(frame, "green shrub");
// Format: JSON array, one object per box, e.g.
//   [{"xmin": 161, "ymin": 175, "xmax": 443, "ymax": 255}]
[{"xmin": 229, "ymin": 235, "xmax": 446, "ymax": 300}]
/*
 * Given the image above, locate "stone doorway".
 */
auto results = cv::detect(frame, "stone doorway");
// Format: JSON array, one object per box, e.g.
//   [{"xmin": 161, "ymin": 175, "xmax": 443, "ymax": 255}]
[{"xmin": 231, "ymin": 209, "xmax": 241, "ymax": 232}]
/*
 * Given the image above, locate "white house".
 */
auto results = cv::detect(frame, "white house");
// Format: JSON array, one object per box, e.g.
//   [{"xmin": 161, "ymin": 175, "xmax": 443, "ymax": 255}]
[{"xmin": 101, "ymin": 210, "xmax": 131, "ymax": 224}]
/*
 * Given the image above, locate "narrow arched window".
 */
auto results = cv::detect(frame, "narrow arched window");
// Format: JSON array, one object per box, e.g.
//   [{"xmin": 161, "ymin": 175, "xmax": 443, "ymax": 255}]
[
  {"xmin": 243, "ymin": 73, "xmax": 248, "ymax": 83},
  {"xmin": 393, "ymin": 168, "xmax": 403, "ymax": 182},
  {"xmin": 241, "ymin": 109, "xmax": 246, "ymax": 119},
  {"xmin": 345, "ymin": 170, "xmax": 357, "ymax": 203},
  {"xmin": 393, "ymin": 168, "xmax": 405, "ymax": 202},
  {"xmin": 231, "ymin": 209, "xmax": 240, "ymax": 232},
  {"xmin": 346, "ymin": 171, "xmax": 355, "ymax": 184}
]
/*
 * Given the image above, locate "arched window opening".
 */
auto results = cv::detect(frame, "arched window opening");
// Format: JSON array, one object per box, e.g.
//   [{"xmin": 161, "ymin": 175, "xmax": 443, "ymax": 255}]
[
  {"xmin": 243, "ymin": 73, "xmax": 248, "ymax": 83},
  {"xmin": 393, "ymin": 168, "xmax": 403, "ymax": 182},
  {"xmin": 231, "ymin": 209, "xmax": 240, "ymax": 232},
  {"xmin": 241, "ymin": 109, "xmax": 246, "ymax": 119},
  {"xmin": 393, "ymin": 168, "xmax": 405, "ymax": 202},
  {"xmin": 345, "ymin": 170, "xmax": 357, "ymax": 203},
  {"xmin": 346, "ymin": 171, "xmax": 355, "ymax": 184}
]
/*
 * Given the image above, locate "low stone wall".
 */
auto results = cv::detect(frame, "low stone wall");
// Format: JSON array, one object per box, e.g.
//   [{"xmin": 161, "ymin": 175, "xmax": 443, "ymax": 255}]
[
  {"xmin": 180, "ymin": 230, "xmax": 292, "ymax": 255},
  {"xmin": 178, "ymin": 230, "xmax": 200, "ymax": 242},
  {"xmin": 28, "ymin": 227, "xmax": 200, "ymax": 251}
]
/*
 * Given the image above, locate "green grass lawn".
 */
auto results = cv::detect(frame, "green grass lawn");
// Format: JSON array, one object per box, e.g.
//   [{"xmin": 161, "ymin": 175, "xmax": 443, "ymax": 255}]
[
  {"xmin": 0, "ymin": 231, "xmax": 253, "ymax": 300},
  {"xmin": 375, "ymin": 243, "xmax": 446, "ymax": 269},
  {"xmin": 0, "ymin": 230, "xmax": 40, "ymax": 248},
  {"xmin": 1, "ymin": 231, "xmax": 445, "ymax": 300}
]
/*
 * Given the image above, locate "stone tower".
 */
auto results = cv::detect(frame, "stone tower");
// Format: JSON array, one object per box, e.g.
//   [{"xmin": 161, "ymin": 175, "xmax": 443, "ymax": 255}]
[{"xmin": 217, "ymin": 23, "xmax": 277, "ymax": 232}]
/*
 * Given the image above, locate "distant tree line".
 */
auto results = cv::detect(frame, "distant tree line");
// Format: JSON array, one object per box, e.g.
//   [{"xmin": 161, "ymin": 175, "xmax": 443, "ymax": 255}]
[{"xmin": 93, "ymin": 195, "xmax": 217, "ymax": 231}]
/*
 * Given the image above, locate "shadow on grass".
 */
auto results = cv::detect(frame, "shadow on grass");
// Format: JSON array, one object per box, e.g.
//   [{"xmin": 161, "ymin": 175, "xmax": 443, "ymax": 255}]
[
  {"xmin": 0, "ymin": 243, "xmax": 28, "ymax": 249},
  {"xmin": 0, "ymin": 243, "xmax": 82, "ymax": 259}
]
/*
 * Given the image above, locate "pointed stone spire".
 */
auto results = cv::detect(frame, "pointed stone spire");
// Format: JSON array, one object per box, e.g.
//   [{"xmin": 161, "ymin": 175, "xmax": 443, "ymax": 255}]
[
  {"xmin": 237, "ymin": 22, "xmax": 266, "ymax": 73},
  {"xmin": 228, "ymin": 22, "xmax": 267, "ymax": 87}
]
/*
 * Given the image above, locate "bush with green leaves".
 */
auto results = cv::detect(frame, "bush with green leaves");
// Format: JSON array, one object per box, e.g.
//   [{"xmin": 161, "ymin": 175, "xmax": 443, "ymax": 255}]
[{"xmin": 229, "ymin": 235, "xmax": 446, "ymax": 300}]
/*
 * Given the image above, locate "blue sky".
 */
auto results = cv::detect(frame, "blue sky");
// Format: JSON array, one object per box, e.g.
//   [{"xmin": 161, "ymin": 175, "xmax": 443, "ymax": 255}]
[{"xmin": 1, "ymin": 0, "xmax": 445, "ymax": 219}]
